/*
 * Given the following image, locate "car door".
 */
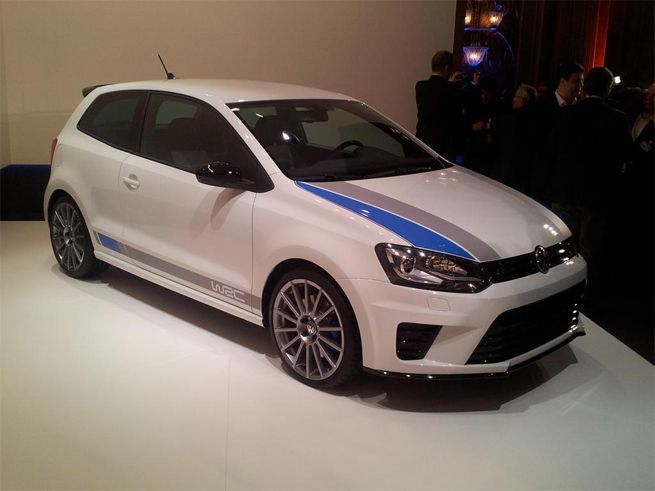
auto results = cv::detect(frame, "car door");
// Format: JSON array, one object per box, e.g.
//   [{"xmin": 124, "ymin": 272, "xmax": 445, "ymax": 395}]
[
  {"xmin": 74, "ymin": 90, "xmax": 147, "ymax": 250},
  {"xmin": 118, "ymin": 92, "xmax": 261, "ymax": 312}
]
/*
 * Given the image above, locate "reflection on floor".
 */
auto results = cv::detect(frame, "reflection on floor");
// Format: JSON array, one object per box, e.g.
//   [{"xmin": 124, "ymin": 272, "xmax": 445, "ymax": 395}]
[{"xmin": 2, "ymin": 222, "xmax": 654, "ymax": 490}]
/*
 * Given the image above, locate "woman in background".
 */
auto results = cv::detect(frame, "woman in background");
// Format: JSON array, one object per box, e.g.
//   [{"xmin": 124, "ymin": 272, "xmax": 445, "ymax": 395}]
[{"xmin": 491, "ymin": 83, "xmax": 538, "ymax": 193}]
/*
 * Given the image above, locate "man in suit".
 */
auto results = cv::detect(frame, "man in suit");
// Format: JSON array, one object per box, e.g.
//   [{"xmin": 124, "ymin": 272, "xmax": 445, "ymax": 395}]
[
  {"xmin": 622, "ymin": 84, "xmax": 654, "ymax": 295},
  {"xmin": 553, "ymin": 67, "xmax": 633, "ymax": 305},
  {"xmin": 415, "ymin": 51, "xmax": 463, "ymax": 161},
  {"xmin": 630, "ymin": 84, "xmax": 654, "ymax": 174},
  {"xmin": 529, "ymin": 62, "xmax": 584, "ymax": 205}
]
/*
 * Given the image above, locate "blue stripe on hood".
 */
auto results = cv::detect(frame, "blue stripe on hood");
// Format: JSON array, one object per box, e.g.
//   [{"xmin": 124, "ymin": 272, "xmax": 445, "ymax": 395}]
[{"xmin": 296, "ymin": 181, "xmax": 475, "ymax": 260}]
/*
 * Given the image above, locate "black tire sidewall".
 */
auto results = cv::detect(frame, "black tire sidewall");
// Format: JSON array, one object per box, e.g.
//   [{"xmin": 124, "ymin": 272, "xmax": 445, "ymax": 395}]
[{"xmin": 268, "ymin": 267, "xmax": 361, "ymax": 388}]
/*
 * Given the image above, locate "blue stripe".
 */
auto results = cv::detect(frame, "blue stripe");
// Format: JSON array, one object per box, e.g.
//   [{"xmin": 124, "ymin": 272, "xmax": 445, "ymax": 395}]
[
  {"xmin": 296, "ymin": 181, "xmax": 475, "ymax": 260},
  {"xmin": 0, "ymin": 164, "xmax": 51, "ymax": 176},
  {"xmin": 0, "ymin": 163, "xmax": 50, "ymax": 170},
  {"xmin": 97, "ymin": 233, "xmax": 121, "ymax": 253}
]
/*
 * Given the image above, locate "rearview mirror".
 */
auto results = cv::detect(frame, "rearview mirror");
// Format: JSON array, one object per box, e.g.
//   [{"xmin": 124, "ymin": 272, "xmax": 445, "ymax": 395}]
[
  {"xmin": 292, "ymin": 109, "xmax": 329, "ymax": 123},
  {"xmin": 195, "ymin": 161, "xmax": 256, "ymax": 190}
]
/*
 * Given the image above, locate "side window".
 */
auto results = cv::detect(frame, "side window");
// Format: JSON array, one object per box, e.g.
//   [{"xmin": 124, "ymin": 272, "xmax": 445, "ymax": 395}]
[
  {"xmin": 155, "ymin": 99, "xmax": 199, "ymax": 125},
  {"xmin": 140, "ymin": 93, "xmax": 259, "ymax": 180},
  {"xmin": 77, "ymin": 91, "xmax": 146, "ymax": 152}
]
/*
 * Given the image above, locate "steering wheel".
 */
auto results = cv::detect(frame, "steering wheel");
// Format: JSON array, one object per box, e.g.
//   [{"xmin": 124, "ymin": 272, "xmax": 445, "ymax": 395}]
[{"xmin": 326, "ymin": 140, "xmax": 364, "ymax": 160}]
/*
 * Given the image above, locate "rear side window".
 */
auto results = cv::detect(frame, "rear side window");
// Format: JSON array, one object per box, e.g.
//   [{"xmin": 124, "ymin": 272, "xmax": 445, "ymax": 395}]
[
  {"xmin": 140, "ymin": 93, "xmax": 259, "ymax": 180},
  {"xmin": 77, "ymin": 91, "xmax": 147, "ymax": 152}
]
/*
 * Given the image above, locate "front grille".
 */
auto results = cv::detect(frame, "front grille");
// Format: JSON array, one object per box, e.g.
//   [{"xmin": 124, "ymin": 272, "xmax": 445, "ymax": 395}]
[
  {"xmin": 396, "ymin": 323, "xmax": 442, "ymax": 360},
  {"xmin": 467, "ymin": 281, "xmax": 585, "ymax": 364},
  {"xmin": 480, "ymin": 238, "xmax": 577, "ymax": 284}
]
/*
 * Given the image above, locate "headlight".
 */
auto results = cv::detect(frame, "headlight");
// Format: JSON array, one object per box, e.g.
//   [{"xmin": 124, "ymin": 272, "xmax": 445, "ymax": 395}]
[{"xmin": 375, "ymin": 243, "xmax": 489, "ymax": 293}]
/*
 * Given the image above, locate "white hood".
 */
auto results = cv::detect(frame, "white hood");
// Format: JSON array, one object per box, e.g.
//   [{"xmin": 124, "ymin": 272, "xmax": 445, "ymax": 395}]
[{"xmin": 297, "ymin": 166, "xmax": 570, "ymax": 262}]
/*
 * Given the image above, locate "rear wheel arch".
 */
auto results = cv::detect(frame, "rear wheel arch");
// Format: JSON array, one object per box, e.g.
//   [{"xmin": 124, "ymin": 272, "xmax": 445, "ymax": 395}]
[
  {"xmin": 47, "ymin": 189, "xmax": 74, "ymax": 221},
  {"xmin": 47, "ymin": 189, "xmax": 93, "ymax": 237}
]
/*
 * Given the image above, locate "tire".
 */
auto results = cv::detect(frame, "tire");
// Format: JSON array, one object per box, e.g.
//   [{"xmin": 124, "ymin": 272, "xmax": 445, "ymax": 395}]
[
  {"xmin": 268, "ymin": 267, "xmax": 361, "ymax": 388},
  {"xmin": 48, "ymin": 196, "xmax": 108, "ymax": 278}
]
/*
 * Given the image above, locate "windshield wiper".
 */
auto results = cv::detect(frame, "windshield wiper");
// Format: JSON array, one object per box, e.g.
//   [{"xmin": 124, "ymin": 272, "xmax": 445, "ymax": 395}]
[
  {"xmin": 296, "ymin": 160, "xmax": 443, "ymax": 182},
  {"xmin": 358, "ymin": 164, "xmax": 442, "ymax": 179},
  {"xmin": 297, "ymin": 173, "xmax": 364, "ymax": 182}
]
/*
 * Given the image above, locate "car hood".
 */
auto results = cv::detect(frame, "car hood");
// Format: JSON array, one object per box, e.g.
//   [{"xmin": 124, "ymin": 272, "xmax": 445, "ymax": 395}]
[{"xmin": 295, "ymin": 166, "xmax": 570, "ymax": 262}]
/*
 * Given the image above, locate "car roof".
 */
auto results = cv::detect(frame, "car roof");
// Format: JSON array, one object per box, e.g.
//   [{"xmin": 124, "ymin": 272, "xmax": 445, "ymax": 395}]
[{"xmin": 91, "ymin": 79, "xmax": 354, "ymax": 104}]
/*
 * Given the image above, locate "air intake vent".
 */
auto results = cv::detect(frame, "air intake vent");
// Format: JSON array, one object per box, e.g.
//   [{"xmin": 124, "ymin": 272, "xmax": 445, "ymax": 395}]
[
  {"xmin": 467, "ymin": 281, "xmax": 585, "ymax": 364},
  {"xmin": 396, "ymin": 323, "xmax": 442, "ymax": 360}
]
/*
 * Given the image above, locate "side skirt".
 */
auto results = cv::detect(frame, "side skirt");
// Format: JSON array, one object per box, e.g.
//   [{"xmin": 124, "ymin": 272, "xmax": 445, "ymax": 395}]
[{"xmin": 95, "ymin": 250, "xmax": 265, "ymax": 327}]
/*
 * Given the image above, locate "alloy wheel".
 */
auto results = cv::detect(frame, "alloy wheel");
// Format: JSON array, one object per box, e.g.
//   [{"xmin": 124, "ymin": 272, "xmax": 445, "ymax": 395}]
[
  {"xmin": 272, "ymin": 279, "xmax": 345, "ymax": 381},
  {"xmin": 51, "ymin": 202, "xmax": 86, "ymax": 272}
]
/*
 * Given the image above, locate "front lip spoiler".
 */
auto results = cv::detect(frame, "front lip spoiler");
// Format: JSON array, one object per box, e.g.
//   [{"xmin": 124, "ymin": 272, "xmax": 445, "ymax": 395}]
[{"xmin": 363, "ymin": 330, "xmax": 586, "ymax": 380}]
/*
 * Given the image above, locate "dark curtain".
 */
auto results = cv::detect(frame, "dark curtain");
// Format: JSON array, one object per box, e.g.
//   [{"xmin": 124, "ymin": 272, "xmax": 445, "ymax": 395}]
[{"xmin": 605, "ymin": 0, "xmax": 655, "ymax": 88}]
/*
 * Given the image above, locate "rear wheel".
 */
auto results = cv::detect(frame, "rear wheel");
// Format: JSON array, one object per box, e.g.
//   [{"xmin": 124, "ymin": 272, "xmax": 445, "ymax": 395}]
[
  {"xmin": 49, "ymin": 196, "xmax": 108, "ymax": 278},
  {"xmin": 269, "ymin": 267, "xmax": 361, "ymax": 388}
]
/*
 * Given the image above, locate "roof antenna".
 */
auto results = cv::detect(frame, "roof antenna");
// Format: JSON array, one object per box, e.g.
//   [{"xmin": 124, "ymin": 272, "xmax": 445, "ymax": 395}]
[{"xmin": 157, "ymin": 54, "xmax": 175, "ymax": 80}]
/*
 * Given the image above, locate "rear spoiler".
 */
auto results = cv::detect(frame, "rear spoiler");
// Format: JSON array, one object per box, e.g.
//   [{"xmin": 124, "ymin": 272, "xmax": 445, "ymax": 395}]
[{"xmin": 82, "ymin": 84, "xmax": 111, "ymax": 97}]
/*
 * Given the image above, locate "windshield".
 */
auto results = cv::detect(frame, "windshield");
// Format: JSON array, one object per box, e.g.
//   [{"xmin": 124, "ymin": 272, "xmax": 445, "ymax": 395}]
[{"xmin": 227, "ymin": 99, "xmax": 451, "ymax": 181}]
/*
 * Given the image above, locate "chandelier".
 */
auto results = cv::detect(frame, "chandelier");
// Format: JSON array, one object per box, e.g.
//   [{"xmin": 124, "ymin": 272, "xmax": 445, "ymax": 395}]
[{"xmin": 462, "ymin": 1, "xmax": 506, "ymax": 67}]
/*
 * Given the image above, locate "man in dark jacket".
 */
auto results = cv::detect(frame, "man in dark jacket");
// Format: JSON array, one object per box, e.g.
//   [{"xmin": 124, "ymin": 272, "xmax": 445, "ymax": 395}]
[
  {"xmin": 553, "ymin": 67, "xmax": 633, "ymax": 303},
  {"xmin": 529, "ymin": 62, "xmax": 584, "ymax": 204},
  {"xmin": 415, "ymin": 51, "xmax": 463, "ymax": 161}
]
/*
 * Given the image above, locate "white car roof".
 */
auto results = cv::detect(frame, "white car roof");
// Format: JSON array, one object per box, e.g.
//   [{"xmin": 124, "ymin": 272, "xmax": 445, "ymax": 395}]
[{"xmin": 92, "ymin": 79, "xmax": 354, "ymax": 104}]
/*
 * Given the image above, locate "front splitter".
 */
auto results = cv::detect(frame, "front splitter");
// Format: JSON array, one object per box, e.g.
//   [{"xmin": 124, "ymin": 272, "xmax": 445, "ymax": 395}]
[{"xmin": 363, "ymin": 331, "xmax": 586, "ymax": 380}]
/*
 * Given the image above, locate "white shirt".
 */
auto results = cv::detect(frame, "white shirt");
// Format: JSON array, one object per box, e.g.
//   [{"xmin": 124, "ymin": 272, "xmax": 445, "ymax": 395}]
[{"xmin": 555, "ymin": 90, "xmax": 568, "ymax": 107}]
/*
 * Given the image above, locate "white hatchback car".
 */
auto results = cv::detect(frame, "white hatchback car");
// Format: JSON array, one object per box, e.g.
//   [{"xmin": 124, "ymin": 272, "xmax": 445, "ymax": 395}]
[{"xmin": 44, "ymin": 79, "xmax": 586, "ymax": 387}]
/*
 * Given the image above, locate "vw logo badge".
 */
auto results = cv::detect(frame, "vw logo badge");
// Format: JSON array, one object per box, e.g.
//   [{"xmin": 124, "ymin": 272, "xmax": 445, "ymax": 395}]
[{"xmin": 535, "ymin": 246, "xmax": 549, "ymax": 274}]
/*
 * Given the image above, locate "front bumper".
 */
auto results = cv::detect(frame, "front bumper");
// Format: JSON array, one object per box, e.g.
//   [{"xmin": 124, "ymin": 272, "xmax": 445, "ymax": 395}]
[
  {"xmin": 339, "ymin": 255, "xmax": 587, "ymax": 375},
  {"xmin": 363, "ymin": 329, "xmax": 586, "ymax": 379}
]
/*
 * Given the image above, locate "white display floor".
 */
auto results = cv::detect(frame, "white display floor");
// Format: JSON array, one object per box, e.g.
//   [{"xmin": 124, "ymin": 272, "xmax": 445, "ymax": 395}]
[{"xmin": 1, "ymin": 222, "xmax": 653, "ymax": 490}]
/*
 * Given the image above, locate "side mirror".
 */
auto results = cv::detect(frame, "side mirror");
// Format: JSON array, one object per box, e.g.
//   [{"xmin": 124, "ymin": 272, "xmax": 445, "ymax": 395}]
[{"xmin": 195, "ymin": 161, "xmax": 256, "ymax": 190}]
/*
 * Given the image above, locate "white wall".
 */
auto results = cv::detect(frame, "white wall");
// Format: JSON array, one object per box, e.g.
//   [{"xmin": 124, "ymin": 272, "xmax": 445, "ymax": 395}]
[
  {"xmin": 0, "ymin": 11, "xmax": 10, "ymax": 166},
  {"xmin": 0, "ymin": 0, "xmax": 456, "ymax": 165}
]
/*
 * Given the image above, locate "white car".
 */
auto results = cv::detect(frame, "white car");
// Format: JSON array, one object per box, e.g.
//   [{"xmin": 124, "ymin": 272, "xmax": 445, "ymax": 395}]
[{"xmin": 44, "ymin": 79, "xmax": 586, "ymax": 387}]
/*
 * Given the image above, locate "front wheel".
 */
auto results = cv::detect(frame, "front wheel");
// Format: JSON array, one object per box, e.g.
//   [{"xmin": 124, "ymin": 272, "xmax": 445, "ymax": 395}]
[
  {"xmin": 269, "ymin": 267, "xmax": 361, "ymax": 388},
  {"xmin": 49, "ymin": 196, "xmax": 108, "ymax": 278}
]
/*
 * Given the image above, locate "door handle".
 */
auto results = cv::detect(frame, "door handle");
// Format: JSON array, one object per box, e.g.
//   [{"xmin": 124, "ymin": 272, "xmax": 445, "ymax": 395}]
[{"xmin": 122, "ymin": 174, "xmax": 140, "ymax": 190}]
